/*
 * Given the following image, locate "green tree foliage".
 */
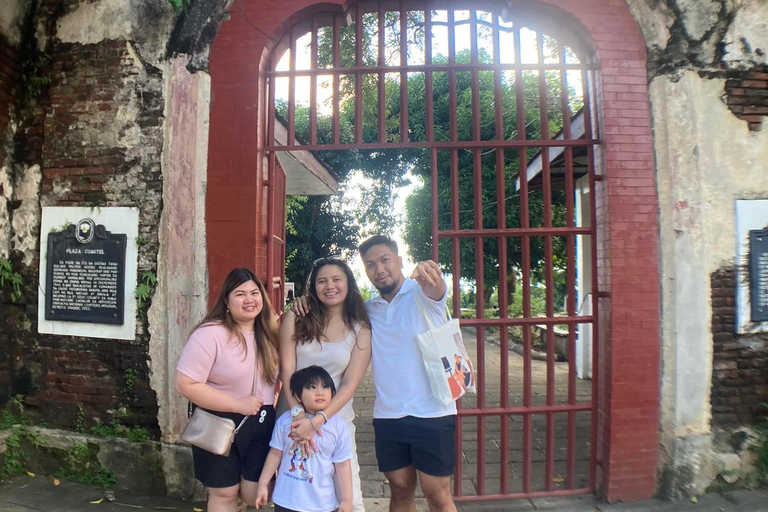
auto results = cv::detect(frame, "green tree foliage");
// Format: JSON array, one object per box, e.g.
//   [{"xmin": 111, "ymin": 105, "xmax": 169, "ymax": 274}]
[
  {"xmin": 280, "ymin": 11, "xmax": 581, "ymax": 306},
  {"xmin": 284, "ymin": 195, "xmax": 359, "ymax": 296},
  {"xmin": 402, "ymin": 51, "xmax": 576, "ymax": 306}
]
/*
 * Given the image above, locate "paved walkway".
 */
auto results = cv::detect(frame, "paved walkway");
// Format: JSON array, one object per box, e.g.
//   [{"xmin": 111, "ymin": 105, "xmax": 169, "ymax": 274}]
[{"xmin": 1, "ymin": 475, "xmax": 767, "ymax": 511}]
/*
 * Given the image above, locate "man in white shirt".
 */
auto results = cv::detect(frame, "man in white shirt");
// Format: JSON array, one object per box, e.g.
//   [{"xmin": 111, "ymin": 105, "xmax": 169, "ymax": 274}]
[{"xmin": 358, "ymin": 235, "xmax": 457, "ymax": 512}]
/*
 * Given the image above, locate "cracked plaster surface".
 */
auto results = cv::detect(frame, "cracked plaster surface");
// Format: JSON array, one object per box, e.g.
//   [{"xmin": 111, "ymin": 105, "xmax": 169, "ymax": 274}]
[
  {"xmin": 0, "ymin": 165, "xmax": 41, "ymax": 265},
  {"xmin": 0, "ymin": 0, "xmax": 25, "ymax": 46},
  {"xmin": 0, "ymin": 166, "xmax": 11, "ymax": 259},
  {"xmin": 10, "ymin": 165, "xmax": 41, "ymax": 267},
  {"xmin": 677, "ymin": 0, "xmax": 721, "ymax": 41},
  {"xmin": 627, "ymin": 0, "xmax": 768, "ymax": 74},
  {"xmin": 55, "ymin": 0, "xmax": 175, "ymax": 66},
  {"xmin": 722, "ymin": 1, "xmax": 768, "ymax": 67}
]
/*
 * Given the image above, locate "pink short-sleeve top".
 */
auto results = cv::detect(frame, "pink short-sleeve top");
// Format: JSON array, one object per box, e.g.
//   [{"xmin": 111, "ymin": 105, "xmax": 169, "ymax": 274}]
[{"xmin": 176, "ymin": 323, "xmax": 277, "ymax": 404}]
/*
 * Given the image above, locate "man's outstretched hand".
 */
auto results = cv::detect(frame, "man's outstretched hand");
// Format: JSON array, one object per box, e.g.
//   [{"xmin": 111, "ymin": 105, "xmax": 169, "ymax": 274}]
[
  {"xmin": 289, "ymin": 295, "xmax": 310, "ymax": 317},
  {"xmin": 410, "ymin": 260, "xmax": 446, "ymax": 301}
]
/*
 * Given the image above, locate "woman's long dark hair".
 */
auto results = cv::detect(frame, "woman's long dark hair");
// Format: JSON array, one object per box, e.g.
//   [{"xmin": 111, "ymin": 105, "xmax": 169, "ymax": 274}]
[
  {"xmin": 294, "ymin": 259, "xmax": 371, "ymax": 345},
  {"xmin": 191, "ymin": 268, "xmax": 280, "ymax": 385}
]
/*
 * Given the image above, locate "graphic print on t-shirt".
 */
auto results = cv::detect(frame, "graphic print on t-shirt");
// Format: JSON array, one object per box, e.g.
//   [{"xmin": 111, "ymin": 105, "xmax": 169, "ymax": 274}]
[{"xmin": 286, "ymin": 444, "xmax": 313, "ymax": 483}]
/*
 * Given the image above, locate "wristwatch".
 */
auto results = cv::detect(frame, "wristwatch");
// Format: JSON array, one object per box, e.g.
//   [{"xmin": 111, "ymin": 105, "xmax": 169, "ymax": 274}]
[{"xmin": 291, "ymin": 405, "xmax": 304, "ymax": 419}]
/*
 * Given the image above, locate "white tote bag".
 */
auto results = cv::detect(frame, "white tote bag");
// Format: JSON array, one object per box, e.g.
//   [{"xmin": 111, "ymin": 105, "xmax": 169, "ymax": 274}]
[{"xmin": 414, "ymin": 295, "xmax": 476, "ymax": 406}]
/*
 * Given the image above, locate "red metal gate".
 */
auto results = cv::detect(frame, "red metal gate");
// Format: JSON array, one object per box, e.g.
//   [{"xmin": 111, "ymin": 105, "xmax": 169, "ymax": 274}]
[{"xmin": 264, "ymin": 0, "xmax": 600, "ymax": 500}]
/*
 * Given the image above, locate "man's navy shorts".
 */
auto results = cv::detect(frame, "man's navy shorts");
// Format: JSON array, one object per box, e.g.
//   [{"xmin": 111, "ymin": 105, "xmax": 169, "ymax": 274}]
[
  {"xmin": 191, "ymin": 404, "xmax": 276, "ymax": 488},
  {"xmin": 372, "ymin": 415, "xmax": 456, "ymax": 476}
]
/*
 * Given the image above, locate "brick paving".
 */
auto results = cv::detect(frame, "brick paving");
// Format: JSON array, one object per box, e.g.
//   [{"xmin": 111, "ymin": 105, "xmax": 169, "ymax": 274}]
[{"xmin": 353, "ymin": 327, "xmax": 593, "ymax": 501}]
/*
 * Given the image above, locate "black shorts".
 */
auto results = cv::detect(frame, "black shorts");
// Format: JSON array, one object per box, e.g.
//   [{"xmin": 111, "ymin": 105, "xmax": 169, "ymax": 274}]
[
  {"xmin": 373, "ymin": 415, "xmax": 456, "ymax": 477},
  {"xmin": 191, "ymin": 404, "xmax": 276, "ymax": 488}
]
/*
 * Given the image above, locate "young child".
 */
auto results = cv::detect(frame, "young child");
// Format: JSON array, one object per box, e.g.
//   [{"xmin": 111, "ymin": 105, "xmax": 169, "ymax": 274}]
[{"xmin": 256, "ymin": 365, "xmax": 352, "ymax": 512}]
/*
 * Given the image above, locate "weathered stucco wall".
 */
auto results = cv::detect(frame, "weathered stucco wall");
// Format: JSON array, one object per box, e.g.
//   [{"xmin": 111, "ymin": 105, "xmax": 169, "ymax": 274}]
[
  {"xmin": 0, "ymin": 0, "xmax": 219, "ymax": 449},
  {"xmin": 651, "ymin": 70, "xmax": 768, "ymax": 496},
  {"xmin": 0, "ymin": 0, "xmax": 225, "ymax": 498},
  {"xmin": 625, "ymin": 0, "xmax": 768, "ymax": 499},
  {"xmin": 0, "ymin": 0, "xmax": 24, "ymax": 402},
  {"xmin": 0, "ymin": 0, "xmax": 24, "ymax": 48},
  {"xmin": 148, "ymin": 57, "xmax": 210, "ymax": 444}
]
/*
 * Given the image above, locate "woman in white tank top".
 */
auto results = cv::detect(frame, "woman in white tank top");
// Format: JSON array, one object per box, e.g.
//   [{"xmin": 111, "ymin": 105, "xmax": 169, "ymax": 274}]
[{"xmin": 278, "ymin": 257, "xmax": 372, "ymax": 512}]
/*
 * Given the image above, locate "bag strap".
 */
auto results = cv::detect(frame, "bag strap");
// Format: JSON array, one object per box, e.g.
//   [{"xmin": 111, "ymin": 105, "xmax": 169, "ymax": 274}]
[
  {"xmin": 234, "ymin": 342, "xmax": 261, "ymax": 433},
  {"xmin": 413, "ymin": 290, "xmax": 452, "ymax": 330}
]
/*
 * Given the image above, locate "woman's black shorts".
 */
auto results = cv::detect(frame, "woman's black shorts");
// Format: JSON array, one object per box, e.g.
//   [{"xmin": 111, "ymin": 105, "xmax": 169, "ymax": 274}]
[{"xmin": 190, "ymin": 404, "xmax": 276, "ymax": 488}]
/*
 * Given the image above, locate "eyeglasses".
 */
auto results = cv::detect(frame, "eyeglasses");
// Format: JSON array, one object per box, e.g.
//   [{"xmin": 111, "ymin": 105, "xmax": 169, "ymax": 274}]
[{"xmin": 313, "ymin": 255, "xmax": 344, "ymax": 266}]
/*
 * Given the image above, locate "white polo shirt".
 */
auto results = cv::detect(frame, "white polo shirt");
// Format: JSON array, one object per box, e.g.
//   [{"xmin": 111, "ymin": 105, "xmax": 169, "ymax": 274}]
[{"xmin": 367, "ymin": 278, "xmax": 457, "ymax": 419}]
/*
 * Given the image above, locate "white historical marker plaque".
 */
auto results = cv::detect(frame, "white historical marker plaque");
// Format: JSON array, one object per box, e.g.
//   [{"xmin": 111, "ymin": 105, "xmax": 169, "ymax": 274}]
[
  {"xmin": 38, "ymin": 207, "xmax": 139, "ymax": 340},
  {"xmin": 735, "ymin": 200, "xmax": 768, "ymax": 334}
]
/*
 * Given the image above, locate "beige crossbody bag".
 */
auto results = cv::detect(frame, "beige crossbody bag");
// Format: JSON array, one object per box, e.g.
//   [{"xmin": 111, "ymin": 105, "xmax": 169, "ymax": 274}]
[{"xmin": 180, "ymin": 364, "xmax": 257, "ymax": 457}]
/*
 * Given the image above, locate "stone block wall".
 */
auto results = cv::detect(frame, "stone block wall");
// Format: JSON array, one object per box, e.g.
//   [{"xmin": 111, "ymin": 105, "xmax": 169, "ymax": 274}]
[
  {"xmin": 0, "ymin": 33, "xmax": 19, "ymax": 405},
  {"xmin": 1, "ymin": 5, "xmax": 166, "ymax": 434},
  {"xmin": 0, "ymin": 37, "xmax": 16, "ymax": 148},
  {"xmin": 710, "ymin": 267, "xmax": 768, "ymax": 426}
]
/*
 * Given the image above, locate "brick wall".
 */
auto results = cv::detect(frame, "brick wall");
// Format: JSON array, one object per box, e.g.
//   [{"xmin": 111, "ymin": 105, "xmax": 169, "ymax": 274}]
[
  {"xmin": 710, "ymin": 267, "xmax": 768, "ymax": 425},
  {"xmin": 2, "ymin": 36, "xmax": 164, "ymax": 434},
  {"xmin": 724, "ymin": 69, "xmax": 768, "ymax": 132}
]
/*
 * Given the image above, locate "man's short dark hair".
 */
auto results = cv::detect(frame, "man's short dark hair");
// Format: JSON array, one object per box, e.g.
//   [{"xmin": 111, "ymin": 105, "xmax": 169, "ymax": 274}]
[
  {"xmin": 359, "ymin": 235, "xmax": 399, "ymax": 257},
  {"xmin": 290, "ymin": 365, "xmax": 336, "ymax": 399}
]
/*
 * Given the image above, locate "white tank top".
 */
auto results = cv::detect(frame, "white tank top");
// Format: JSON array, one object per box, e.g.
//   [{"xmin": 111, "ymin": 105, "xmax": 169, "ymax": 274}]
[{"xmin": 278, "ymin": 325, "xmax": 360, "ymax": 423}]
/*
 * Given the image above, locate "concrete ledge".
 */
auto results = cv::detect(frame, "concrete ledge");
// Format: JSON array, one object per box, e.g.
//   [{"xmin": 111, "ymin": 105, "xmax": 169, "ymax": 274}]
[{"xmin": 0, "ymin": 426, "xmax": 205, "ymax": 500}]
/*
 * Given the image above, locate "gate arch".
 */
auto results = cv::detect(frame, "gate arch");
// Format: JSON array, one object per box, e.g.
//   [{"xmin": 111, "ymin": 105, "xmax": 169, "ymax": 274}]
[
  {"xmin": 266, "ymin": 0, "xmax": 598, "ymax": 501},
  {"xmin": 207, "ymin": 0, "xmax": 661, "ymax": 502}
]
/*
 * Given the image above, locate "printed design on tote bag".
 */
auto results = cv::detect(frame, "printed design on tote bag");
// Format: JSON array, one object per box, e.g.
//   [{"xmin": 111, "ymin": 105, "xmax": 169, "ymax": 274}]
[{"xmin": 441, "ymin": 350, "xmax": 474, "ymax": 401}]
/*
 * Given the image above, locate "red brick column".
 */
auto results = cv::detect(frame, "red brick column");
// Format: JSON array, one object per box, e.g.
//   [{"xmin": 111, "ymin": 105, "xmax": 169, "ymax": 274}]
[{"xmin": 547, "ymin": 0, "xmax": 660, "ymax": 501}]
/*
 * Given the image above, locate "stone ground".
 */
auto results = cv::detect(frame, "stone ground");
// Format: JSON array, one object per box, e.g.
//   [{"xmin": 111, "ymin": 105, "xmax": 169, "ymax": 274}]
[{"xmin": 2, "ymin": 475, "xmax": 768, "ymax": 511}]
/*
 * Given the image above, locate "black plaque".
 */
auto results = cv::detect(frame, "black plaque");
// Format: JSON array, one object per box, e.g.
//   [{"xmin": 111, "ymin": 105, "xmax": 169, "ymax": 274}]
[
  {"xmin": 45, "ymin": 219, "xmax": 126, "ymax": 324},
  {"xmin": 749, "ymin": 227, "xmax": 768, "ymax": 323}
]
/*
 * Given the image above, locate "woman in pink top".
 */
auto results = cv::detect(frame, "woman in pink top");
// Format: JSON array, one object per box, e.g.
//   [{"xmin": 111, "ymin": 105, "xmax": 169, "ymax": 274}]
[{"xmin": 175, "ymin": 268, "xmax": 280, "ymax": 512}]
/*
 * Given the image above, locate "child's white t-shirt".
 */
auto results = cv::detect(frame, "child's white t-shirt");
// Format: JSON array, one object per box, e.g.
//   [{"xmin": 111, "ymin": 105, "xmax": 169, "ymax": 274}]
[{"xmin": 270, "ymin": 411, "xmax": 352, "ymax": 512}]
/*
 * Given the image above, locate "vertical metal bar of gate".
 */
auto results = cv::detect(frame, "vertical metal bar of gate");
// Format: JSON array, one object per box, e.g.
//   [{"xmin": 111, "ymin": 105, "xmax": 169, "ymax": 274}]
[
  {"xmin": 266, "ymin": 46, "xmax": 277, "ymax": 303},
  {"xmin": 582, "ymin": 66, "xmax": 601, "ymax": 492},
  {"xmin": 399, "ymin": 1, "xmax": 408, "ymax": 143},
  {"xmin": 492, "ymin": 10, "xmax": 510, "ymax": 496},
  {"xmin": 354, "ymin": 5, "xmax": 363, "ymax": 144},
  {"xmin": 310, "ymin": 20, "xmax": 318, "ymax": 145},
  {"xmin": 450, "ymin": 145, "xmax": 462, "ymax": 497},
  {"xmin": 446, "ymin": 9, "xmax": 463, "ymax": 497},
  {"xmin": 377, "ymin": 2, "xmax": 386, "ymax": 143},
  {"xmin": 535, "ymin": 31, "xmax": 557, "ymax": 493},
  {"xmin": 287, "ymin": 31, "xmax": 296, "ymax": 146},
  {"xmin": 511, "ymin": 19, "xmax": 534, "ymax": 495},
  {"xmin": 333, "ymin": 16, "xmax": 341, "ymax": 145},
  {"xmin": 469, "ymin": 10, "xmax": 486, "ymax": 496},
  {"xmin": 426, "ymin": 4, "xmax": 438, "ymax": 266},
  {"xmin": 559, "ymin": 44, "xmax": 578, "ymax": 490}
]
